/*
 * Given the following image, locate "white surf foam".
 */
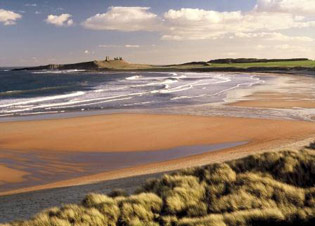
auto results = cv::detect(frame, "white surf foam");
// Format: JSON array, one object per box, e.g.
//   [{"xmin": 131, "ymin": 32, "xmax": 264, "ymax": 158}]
[
  {"xmin": 126, "ymin": 75, "xmax": 142, "ymax": 80},
  {"xmin": 32, "ymin": 69, "xmax": 86, "ymax": 74},
  {"xmin": 0, "ymin": 91, "xmax": 85, "ymax": 108}
]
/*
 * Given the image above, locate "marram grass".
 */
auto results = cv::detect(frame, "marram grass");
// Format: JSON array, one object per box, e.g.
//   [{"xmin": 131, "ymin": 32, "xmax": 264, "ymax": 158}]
[{"xmin": 2, "ymin": 146, "xmax": 315, "ymax": 226}]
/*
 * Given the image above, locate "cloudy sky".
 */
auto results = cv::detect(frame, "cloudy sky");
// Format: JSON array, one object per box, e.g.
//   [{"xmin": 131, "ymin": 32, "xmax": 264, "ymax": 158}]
[{"xmin": 0, "ymin": 0, "xmax": 315, "ymax": 66}]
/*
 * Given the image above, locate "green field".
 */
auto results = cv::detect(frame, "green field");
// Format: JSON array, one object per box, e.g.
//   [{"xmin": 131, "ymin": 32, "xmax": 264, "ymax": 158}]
[
  {"xmin": 5, "ymin": 144, "xmax": 315, "ymax": 226},
  {"xmin": 156, "ymin": 59, "xmax": 315, "ymax": 71},
  {"xmin": 209, "ymin": 60, "xmax": 315, "ymax": 68}
]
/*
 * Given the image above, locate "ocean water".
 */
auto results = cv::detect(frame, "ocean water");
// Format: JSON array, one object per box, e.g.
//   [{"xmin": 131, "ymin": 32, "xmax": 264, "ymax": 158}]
[{"xmin": 0, "ymin": 69, "xmax": 268, "ymax": 117}]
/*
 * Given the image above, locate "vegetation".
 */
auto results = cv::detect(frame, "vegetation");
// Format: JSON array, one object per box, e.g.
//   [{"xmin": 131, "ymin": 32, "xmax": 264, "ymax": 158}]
[
  {"xmin": 3, "ymin": 147, "xmax": 315, "ymax": 226},
  {"xmin": 152, "ymin": 59, "xmax": 315, "ymax": 72},
  {"xmin": 15, "ymin": 58, "xmax": 315, "ymax": 72},
  {"xmin": 208, "ymin": 58, "xmax": 310, "ymax": 64},
  {"xmin": 306, "ymin": 141, "xmax": 315, "ymax": 150},
  {"xmin": 209, "ymin": 59, "xmax": 315, "ymax": 69}
]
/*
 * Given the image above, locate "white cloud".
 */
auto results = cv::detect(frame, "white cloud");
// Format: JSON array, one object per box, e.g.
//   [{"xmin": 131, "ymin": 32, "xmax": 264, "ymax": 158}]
[
  {"xmin": 255, "ymin": 0, "xmax": 315, "ymax": 15},
  {"xmin": 275, "ymin": 44, "xmax": 291, "ymax": 50},
  {"xmin": 82, "ymin": 7, "xmax": 159, "ymax": 31},
  {"xmin": 273, "ymin": 44, "xmax": 310, "ymax": 53},
  {"xmin": 162, "ymin": 8, "xmax": 243, "ymax": 40},
  {"xmin": 81, "ymin": 2, "xmax": 315, "ymax": 46},
  {"xmin": 25, "ymin": 3, "xmax": 37, "ymax": 7},
  {"xmin": 234, "ymin": 32, "xmax": 313, "ymax": 42},
  {"xmin": 98, "ymin": 44, "xmax": 140, "ymax": 48},
  {"xmin": 164, "ymin": 8, "xmax": 242, "ymax": 22},
  {"xmin": 0, "ymin": 9, "xmax": 22, "ymax": 25},
  {"xmin": 255, "ymin": 44, "xmax": 266, "ymax": 50},
  {"xmin": 125, "ymin": 44, "xmax": 140, "ymax": 48},
  {"xmin": 84, "ymin": 50, "xmax": 95, "ymax": 55},
  {"xmin": 162, "ymin": 8, "xmax": 315, "ymax": 41},
  {"xmin": 99, "ymin": 44, "xmax": 120, "ymax": 48},
  {"xmin": 45, "ymin": 14, "xmax": 73, "ymax": 27}
]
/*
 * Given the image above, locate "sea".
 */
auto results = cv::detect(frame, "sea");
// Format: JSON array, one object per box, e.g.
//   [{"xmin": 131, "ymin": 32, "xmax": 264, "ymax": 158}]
[
  {"xmin": 0, "ymin": 69, "xmax": 268, "ymax": 116},
  {"xmin": 1, "ymin": 68, "xmax": 314, "ymax": 121}
]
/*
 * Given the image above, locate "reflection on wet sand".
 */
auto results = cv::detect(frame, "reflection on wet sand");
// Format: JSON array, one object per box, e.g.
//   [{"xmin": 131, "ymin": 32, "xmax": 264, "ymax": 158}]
[{"xmin": 0, "ymin": 141, "xmax": 246, "ymax": 193}]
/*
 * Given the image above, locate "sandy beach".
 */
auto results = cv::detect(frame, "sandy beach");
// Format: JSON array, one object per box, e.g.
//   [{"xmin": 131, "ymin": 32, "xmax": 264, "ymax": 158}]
[
  {"xmin": 228, "ymin": 74, "xmax": 315, "ymax": 109},
  {"xmin": 229, "ymin": 91, "xmax": 315, "ymax": 109},
  {"xmin": 1, "ymin": 113, "xmax": 315, "ymax": 196},
  {"xmin": 0, "ymin": 165, "xmax": 29, "ymax": 183}
]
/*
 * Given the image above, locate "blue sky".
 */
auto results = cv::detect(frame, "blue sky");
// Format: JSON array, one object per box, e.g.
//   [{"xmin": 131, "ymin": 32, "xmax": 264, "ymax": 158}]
[{"xmin": 0, "ymin": 0, "xmax": 314, "ymax": 66}]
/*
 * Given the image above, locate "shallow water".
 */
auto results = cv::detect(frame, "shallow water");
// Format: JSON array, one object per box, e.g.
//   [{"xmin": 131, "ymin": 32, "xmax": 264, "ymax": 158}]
[{"xmin": 0, "ymin": 141, "xmax": 246, "ymax": 193}]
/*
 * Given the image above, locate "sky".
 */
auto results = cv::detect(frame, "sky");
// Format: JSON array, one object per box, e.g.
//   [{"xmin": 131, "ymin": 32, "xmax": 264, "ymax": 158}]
[{"xmin": 0, "ymin": 0, "xmax": 315, "ymax": 66}]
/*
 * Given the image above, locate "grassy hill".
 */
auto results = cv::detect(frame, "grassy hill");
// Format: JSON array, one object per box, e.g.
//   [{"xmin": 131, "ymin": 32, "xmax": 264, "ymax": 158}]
[
  {"xmin": 94, "ymin": 59, "xmax": 152, "ymax": 70},
  {"xmin": 14, "ymin": 58, "xmax": 315, "ymax": 73},
  {"xmin": 163, "ymin": 59, "xmax": 315, "ymax": 70},
  {"xmin": 3, "ymin": 143, "xmax": 315, "ymax": 226},
  {"xmin": 14, "ymin": 59, "xmax": 153, "ymax": 71},
  {"xmin": 209, "ymin": 59, "xmax": 315, "ymax": 69}
]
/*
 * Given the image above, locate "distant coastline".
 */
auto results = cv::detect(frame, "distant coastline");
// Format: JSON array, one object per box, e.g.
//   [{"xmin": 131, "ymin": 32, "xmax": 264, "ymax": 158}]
[{"xmin": 13, "ymin": 58, "xmax": 315, "ymax": 75}]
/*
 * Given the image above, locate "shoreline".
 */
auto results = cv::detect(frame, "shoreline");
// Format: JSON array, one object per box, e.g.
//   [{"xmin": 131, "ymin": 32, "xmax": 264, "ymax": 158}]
[
  {"xmin": 10, "ymin": 68, "xmax": 315, "ymax": 79},
  {"xmin": 1, "ymin": 71, "xmax": 314, "ymax": 123}
]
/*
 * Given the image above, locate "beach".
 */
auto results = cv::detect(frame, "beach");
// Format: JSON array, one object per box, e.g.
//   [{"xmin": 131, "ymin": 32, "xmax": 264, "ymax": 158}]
[
  {"xmin": 228, "ymin": 75, "xmax": 315, "ymax": 109},
  {"xmin": 0, "ymin": 113, "xmax": 315, "ymax": 223},
  {"xmin": 1, "ymin": 72, "xmax": 315, "ymax": 195},
  {"xmin": 1, "ymin": 71, "xmax": 315, "ymax": 223},
  {"xmin": 1, "ymin": 0, "xmax": 315, "ymax": 223},
  {"xmin": 1, "ymin": 113, "xmax": 315, "ymax": 197}
]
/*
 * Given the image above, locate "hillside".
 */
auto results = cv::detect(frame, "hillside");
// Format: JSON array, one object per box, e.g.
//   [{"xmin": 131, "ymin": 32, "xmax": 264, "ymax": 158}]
[
  {"xmin": 3, "ymin": 144, "xmax": 315, "ymax": 226},
  {"xmin": 14, "ymin": 59, "xmax": 153, "ymax": 71},
  {"xmin": 208, "ymin": 58, "xmax": 310, "ymax": 64},
  {"xmin": 13, "ymin": 58, "xmax": 315, "ymax": 74}
]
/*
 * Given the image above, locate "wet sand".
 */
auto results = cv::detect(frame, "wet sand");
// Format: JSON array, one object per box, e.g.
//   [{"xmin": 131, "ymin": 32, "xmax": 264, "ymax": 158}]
[
  {"xmin": 0, "ymin": 171, "xmax": 165, "ymax": 223},
  {"xmin": 228, "ymin": 74, "xmax": 315, "ymax": 109},
  {"xmin": 0, "ymin": 165, "xmax": 29, "ymax": 183},
  {"xmin": 0, "ymin": 114, "xmax": 315, "ymax": 196},
  {"xmin": 230, "ymin": 99, "xmax": 315, "ymax": 109},
  {"xmin": 0, "ymin": 137, "xmax": 313, "ymax": 223},
  {"xmin": 229, "ymin": 91, "xmax": 315, "ymax": 109},
  {"xmin": 0, "ymin": 142, "xmax": 246, "ymax": 193}
]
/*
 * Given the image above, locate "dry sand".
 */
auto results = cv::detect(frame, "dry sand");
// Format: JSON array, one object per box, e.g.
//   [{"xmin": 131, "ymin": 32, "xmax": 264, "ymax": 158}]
[
  {"xmin": 1, "ymin": 114, "xmax": 315, "ymax": 153},
  {"xmin": 0, "ymin": 113, "xmax": 315, "ymax": 196}
]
